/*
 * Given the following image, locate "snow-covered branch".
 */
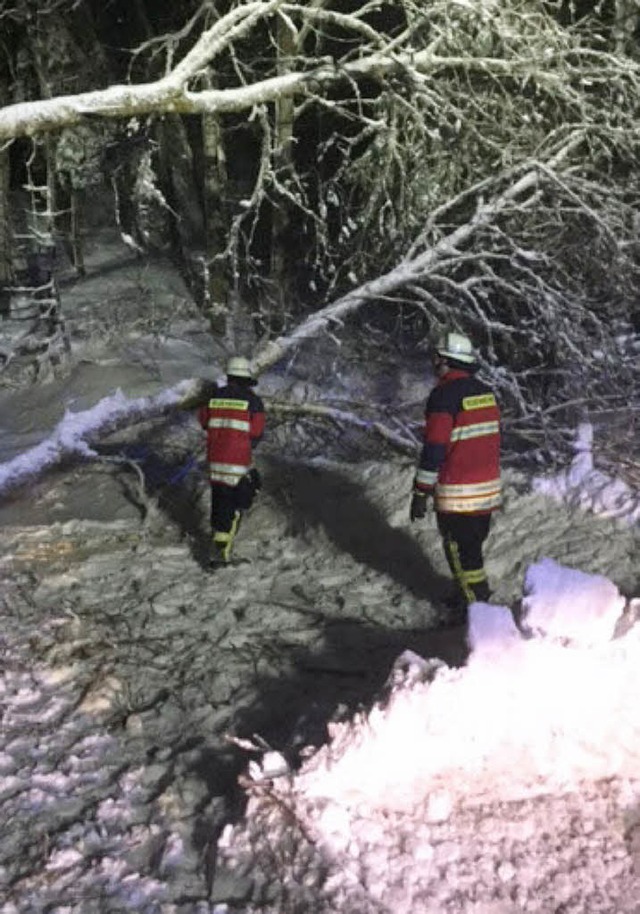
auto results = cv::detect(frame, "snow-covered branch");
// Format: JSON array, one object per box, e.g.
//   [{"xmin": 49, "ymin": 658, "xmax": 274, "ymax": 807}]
[
  {"xmin": 251, "ymin": 137, "xmax": 583, "ymax": 374},
  {"xmin": 267, "ymin": 399, "xmax": 418, "ymax": 454},
  {"xmin": 0, "ymin": 382, "xmax": 203, "ymax": 497},
  {"xmin": 1, "ymin": 0, "xmax": 638, "ymax": 142},
  {"xmin": 167, "ymin": 0, "xmax": 287, "ymax": 87}
]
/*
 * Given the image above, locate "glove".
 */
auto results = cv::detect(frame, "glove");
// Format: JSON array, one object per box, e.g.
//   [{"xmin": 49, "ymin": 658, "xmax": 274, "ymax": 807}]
[
  {"xmin": 236, "ymin": 469, "xmax": 261, "ymax": 510},
  {"xmin": 410, "ymin": 491, "xmax": 428, "ymax": 522}
]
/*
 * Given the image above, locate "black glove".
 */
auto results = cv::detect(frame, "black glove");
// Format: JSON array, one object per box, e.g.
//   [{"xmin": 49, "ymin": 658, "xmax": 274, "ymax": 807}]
[
  {"xmin": 236, "ymin": 469, "xmax": 261, "ymax": 510},
  {"xmin": 410, "ymin": 492, "xmax": 428, "ymax": 522}
]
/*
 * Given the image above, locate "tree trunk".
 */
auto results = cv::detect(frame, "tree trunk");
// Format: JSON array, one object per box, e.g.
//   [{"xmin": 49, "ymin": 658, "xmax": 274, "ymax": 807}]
[
  {"xmin": 201, "ymin": 73, "xmax": 230, "ymax": 337},
  {"xmin": 68, "ymin": 187, "xmax": 85, "ymax": 275},
  {"xmin": 132, "ymin": 0, "xmax": 205, "ymax": 266},
  {"xmin": 25, "ymin": 20, "xmax": 58, "ymax": 243},
  {"xmin": 156, "ymin": 114, "xmax": 205, "ymax": 257},
  {"xmin": 0, "ymin": 142, "xmax": 10, "ymax": 288},
  {"xmin": 270, "ymin": 14, "xmax": 296, "ymax": 313},
  {"xmin": 614, "ymin": 0, "xmax": 640, "ymax": 57},
  {"xmin": 0, "ymin": 144, "xmax": 10, "ymax": 318}
]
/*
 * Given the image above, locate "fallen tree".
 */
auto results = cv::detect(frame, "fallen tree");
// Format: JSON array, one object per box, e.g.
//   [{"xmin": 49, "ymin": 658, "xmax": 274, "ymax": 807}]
[
  {"xmin": 0, "ymin": 385, "xmax": 196, "ymax": 497},
  {"xmin": 0, "ymin": 122, "xmax": 635, "ymax": 497},
  {"xmin": 0, "ymin": 381, "xmax": 420, "ymax": 497},
  {"xmin": 1, "ymin": 0, "xmax": 640, "ymax": 473}
]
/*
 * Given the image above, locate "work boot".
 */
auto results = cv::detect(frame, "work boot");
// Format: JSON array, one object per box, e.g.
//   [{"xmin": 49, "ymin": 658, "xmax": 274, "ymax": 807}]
[
  {"xmin": 435, "ymin": 603, "xmax": 468, "ymax": 629},
  {"xmin": 471, "ymin": 581, "xmax": 491, "ymax": 603},
  {"xmin": 209, "ymin": 540, "xmax": 229, "ymax": 569},
  {"xmin": 444, "ymin": 589, "xmax": 466, "ymax": 610},
  {"xmin": 432, "ymin": 588, "xmax": 468, "ymax": 628}
]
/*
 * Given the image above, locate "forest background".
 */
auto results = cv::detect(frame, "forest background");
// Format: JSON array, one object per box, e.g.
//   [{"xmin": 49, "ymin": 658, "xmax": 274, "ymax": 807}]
[{"xmin": 1, "ymin": 0, "xmax": 640, "ymax": 469}]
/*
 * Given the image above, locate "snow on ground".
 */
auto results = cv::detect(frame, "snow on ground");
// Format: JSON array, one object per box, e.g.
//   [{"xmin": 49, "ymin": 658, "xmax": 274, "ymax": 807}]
[{"xmin": 2, "ymin": 234, "xmax": 640, "ymax": 912}]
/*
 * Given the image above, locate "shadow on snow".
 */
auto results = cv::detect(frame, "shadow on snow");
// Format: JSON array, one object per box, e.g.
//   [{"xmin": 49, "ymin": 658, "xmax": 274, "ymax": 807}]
[{"xmin": 263, "ymin": 455, "xmax": 451, "ymax": 603}]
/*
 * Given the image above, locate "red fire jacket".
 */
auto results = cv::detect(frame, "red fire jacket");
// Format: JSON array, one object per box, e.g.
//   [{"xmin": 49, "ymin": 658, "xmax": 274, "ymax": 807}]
[
  {"xmin": 198, "ymin": 381, "xmax": 265, "ymax": 486},
  {"xmin": 414, "ymin": 368, "xmax": 501, "ymax": 514}
]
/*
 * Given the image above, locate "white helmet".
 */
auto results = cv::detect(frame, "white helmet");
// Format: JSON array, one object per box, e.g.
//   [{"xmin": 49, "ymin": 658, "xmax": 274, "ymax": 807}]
[
  {"xmin": 226, "ymin": 356, "xmax": 254, "ymax": 379},
  {"xmin": 436, "ymin": 331, "xmax": 476, "ymax": 364}
]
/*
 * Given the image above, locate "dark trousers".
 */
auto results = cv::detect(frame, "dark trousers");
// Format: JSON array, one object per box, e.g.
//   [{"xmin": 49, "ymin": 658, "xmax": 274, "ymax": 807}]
[
  {"xmin": 210, "ymin": 483, "xmax": 241, "ymax": 533},
  {"xmin": 437, "ymin": 511, "xmax": 492, "ymax": 604},
  {"xmin": 209, "ymin": 470, "xmax": 260, "ymax": 561}
]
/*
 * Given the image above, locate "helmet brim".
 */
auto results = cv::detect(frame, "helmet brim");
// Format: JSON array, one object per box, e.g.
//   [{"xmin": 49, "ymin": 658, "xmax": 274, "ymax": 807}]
[{"xmin": 436, "ymin": 350, "xmax": 476, "ymax": 365}]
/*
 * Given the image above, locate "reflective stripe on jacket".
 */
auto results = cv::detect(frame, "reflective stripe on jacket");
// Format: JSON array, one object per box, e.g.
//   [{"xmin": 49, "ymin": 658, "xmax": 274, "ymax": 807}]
[
  {"xmin": 415, "ymin": 369, "xmax": 501, "ymax": 514},
  {"xmin": 198, "ymin": 383, "xmax": 265, "ymax": 487}
]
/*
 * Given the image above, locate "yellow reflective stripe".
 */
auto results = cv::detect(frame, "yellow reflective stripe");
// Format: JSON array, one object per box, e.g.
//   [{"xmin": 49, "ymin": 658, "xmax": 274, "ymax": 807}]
[
  {"xmin": 447, "ymin": 540, "xmax": 474, "ymax": 603},
  {"xmin": 214, "ymin": 512, "xmax": 241, "ymax": 560},
  {"xmin": 437, "ymin": 494, "xmax": 501, "ymax": 512},
  {"xmin": 438, "ymin": 479, "xmax": 501, "ymax": 496},
  {"xmin": 462, "ymin": 394, "xmax": 496, "ymax": 410},
  {"xmin": 415, "ymin": 469, "xmax": 438, "ymax": 486},
  {"xmin": 208, "ymin": 418, "xmax": 251, "ymax": 432},
  {"xmin": 209, "ymin": 398, "xmax": 249, "ymax": 410},
  {"xmin": 209, "ymin": 462, "xmax": 247, "ymax": 475},
  {"xmin": 209, "ymin": 463, "xmax": 247, "ymax": 485},
  {"xmin": 450, "ymin": 421, "xmax": 500, "ymax": 442},
  {"xmin": 462, "ymin": 568, "xmax": 488, "ymax": 585},
  {"xmin": 436, "ymin": 479, "xmax": 501, "ymax": 512},
  {"xmin": 210, "ymin": 476, "xmax": 242, "ymax": 486}
]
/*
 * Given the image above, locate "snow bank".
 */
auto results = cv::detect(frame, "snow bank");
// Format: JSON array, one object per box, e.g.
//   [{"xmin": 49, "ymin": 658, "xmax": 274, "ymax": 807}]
[
  {"xmin": 219, "ymin": 561, "xmax": 640, "ymax": 912},
  {"xmin": 290, "ymin": 563, "xmax": 631, "ymax": 816}
]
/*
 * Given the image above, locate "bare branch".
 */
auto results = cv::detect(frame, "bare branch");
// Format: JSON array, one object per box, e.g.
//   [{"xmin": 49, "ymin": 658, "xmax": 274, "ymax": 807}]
[
  {"xmin": 268, "ymin": 399, "xmax": 419, "ymax": 454},
  {"xmin": 251, "ymin": 134, "xmax": 586, "ymax": 373}
]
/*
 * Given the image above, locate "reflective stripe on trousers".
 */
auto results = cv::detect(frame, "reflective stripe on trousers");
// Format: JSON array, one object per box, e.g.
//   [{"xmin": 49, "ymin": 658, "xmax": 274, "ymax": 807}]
[
  {"xmin": 213, "ymin": 511, "xmax": 242, "ymax": 562},
  {"xmin": 437, "ymin": 512, "xmax": 492, "ymax": 604}
]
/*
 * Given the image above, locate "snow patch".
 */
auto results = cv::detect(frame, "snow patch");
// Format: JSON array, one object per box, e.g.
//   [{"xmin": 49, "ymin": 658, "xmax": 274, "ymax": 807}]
[
  {"xmin": 533, "ymin": 422, "xmax": 640, "ymax": 522},
  {"xmin": 522, "ymin": 557, "xmax": 625, "ymax": 645}
]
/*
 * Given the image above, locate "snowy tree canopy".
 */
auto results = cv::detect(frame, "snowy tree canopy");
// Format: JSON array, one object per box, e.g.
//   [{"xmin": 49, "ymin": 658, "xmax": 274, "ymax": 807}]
[{"xmin": 2, "ymin": 0, "xmax": 640, "ymax": 463}]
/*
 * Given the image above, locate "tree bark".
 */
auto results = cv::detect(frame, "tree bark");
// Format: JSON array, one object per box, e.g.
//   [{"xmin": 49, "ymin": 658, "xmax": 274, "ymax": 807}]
[
  {"xmin": 201, "ymin": 73, "xmax": 230, "ymax": 337},
  {"xmin": 0, "ymin": 143, "xmax": 11, "ymax": 289},
  {"xmin": 68, "ymin": 187, "xmax": 85, "ymax": 275},
  {"xmin": 156, "ymin": 114, "xmax": 204, "ymax": 251},
  {"xmin": 270, "ymin": 13, "xmax": 297, "ymax": 309},
  {"xmin": 0, "ymin": 61, "xmax": 10, "ymax": 290}
]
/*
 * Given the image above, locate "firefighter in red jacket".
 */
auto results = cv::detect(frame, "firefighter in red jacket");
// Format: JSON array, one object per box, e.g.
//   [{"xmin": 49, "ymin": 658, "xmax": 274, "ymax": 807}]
[
  {"xmin": 410, "ymin": 331, "xmax": 501, "ymax": 615},
  {"xmin": 198, "ymin": 356, "xmax": 265, "ymax": 567}
]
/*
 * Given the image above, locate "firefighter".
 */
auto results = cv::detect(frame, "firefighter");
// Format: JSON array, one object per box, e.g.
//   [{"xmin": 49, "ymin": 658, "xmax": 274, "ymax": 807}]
[
  {"xmin": 410, "ymin": 331, "xmax": 501, "ymax": 619},
  {"xmin": 198, "ymin": 356, "xmax": 265, "ymax": 567}
]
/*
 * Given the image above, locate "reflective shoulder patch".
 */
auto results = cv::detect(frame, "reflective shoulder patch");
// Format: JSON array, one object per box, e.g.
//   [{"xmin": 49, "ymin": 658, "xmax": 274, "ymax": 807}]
[
  {"xmin": 462, "ymin": 394, "xmax": 496, "ymax": 410},
  {"xmin": 209, "ymin": 398, "xmax": 249, "ymax": 410}
]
